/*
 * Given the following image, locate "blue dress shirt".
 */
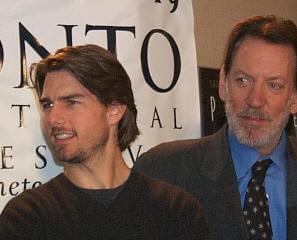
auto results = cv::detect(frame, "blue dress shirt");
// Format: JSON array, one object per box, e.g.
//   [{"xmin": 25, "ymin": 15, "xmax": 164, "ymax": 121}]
[{"xmin": 228, "ymin": 130, "xmax": 287, "ymax": 240}]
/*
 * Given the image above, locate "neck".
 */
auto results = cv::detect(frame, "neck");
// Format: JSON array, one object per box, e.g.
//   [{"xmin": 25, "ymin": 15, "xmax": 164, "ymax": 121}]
[{"xmin": 63, "ymin": 139, "xmax": 130, "ymax": 189}]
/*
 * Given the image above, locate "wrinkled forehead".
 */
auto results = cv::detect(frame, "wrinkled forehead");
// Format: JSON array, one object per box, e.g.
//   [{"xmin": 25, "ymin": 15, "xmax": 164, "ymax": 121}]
[{"xmin": 232, "ymin": 37, "xmax": 296, "ymax": 80}]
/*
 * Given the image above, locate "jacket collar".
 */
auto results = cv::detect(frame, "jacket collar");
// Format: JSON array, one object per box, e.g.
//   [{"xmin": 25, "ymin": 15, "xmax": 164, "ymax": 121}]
[{"xmin": 200, "ymin": 124, "xmax": 233, "ymax": 182}]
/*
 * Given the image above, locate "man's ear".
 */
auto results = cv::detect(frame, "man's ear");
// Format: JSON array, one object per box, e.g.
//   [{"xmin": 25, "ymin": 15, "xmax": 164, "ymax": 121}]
[
  {"xmin": 108, "ymin": 104, "xmax": 127, "ymax": 126},
  {"xmin": 219, "ymin": 65, "xmax": 227, "ymax": 102},
  {"xmin": 290, "ymin": 91, "xmax": 297, "ymax": 114}
]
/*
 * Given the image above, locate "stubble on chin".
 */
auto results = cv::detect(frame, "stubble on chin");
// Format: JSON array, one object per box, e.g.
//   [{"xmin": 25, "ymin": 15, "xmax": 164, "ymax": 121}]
[
  {"xmin": 53, "ymin": 133, "xmax": 108, "ymax": 165},
  {"xmin": 54, "ymin": 145, "xmax": 85, "ymax": 164}
]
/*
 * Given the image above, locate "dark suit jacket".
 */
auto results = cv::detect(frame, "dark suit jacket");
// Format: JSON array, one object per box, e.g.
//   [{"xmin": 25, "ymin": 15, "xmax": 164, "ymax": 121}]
[{"xmin": 133, "ymin": 125, "xmax": 297, "ymax": 240}]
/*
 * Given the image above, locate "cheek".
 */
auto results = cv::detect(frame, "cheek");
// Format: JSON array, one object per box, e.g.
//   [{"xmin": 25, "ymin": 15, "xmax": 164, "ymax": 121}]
[
  {"xmin": 41, "ymin": 117, "xmax": 51, "ymax": 133},
  {"xmin": 77, "ymin": 112, "xmax": 107, "ymax": 131},
  {"xmin": 42, "ymin": 125, "xmax": 53, "ymax": 142},
  {"xmin": 228, "ymin": 90, "xmax": 246, "ymax": 108},
  {"xmin": 269, "ymin": 100, "xmax": 289, "ymax": 116}
]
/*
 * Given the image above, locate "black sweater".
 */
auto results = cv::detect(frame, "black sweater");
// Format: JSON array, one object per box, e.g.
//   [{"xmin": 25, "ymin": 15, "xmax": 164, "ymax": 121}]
[{"xmin": 0, "ymin": 171, "xmax": 212, "ymax": 240}]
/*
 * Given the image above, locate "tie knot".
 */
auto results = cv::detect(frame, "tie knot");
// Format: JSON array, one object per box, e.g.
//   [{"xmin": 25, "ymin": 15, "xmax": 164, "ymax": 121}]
[{"xmin": 252, "ymin": 159, "xmax": 272, "ymax": 179}]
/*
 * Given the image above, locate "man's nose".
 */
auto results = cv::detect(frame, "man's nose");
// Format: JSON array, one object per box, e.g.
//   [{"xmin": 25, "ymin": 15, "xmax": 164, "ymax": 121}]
[
  {"xmin": 246, "ymin": 84, "xmax": 266, "ymax": 108},
  {"xmin": 46, "ymin": 105, "xmax": 65, "ymax": 126}
]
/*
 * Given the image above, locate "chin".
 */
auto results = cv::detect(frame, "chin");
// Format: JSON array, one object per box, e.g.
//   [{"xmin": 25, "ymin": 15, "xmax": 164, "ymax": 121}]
[
  {"xmin": 60, "ymin": 156, "xmax": 84, "ymax": 164},
  {"xmin": 56, "ymin": 149, "xmax": 83, "ymax": 164}
]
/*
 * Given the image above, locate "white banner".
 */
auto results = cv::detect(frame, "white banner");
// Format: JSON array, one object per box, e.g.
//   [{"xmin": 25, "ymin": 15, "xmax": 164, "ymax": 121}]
[{"xmin": 0, "ymin": 0, "xmax": 200, "ymax": 212}]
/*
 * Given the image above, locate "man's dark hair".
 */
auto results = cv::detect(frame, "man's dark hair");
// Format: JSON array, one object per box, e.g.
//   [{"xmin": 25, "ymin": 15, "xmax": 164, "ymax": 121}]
[
  {"xmin": 31, "ymin": 44, "xmax": 139, "ymax": 151},
  {"xmin": 223, "ymin": 15, "xmax": 297, "ymax": 83}
]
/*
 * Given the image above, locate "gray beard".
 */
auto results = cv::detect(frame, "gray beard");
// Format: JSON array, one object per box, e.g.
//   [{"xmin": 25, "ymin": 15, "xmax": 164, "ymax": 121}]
[{"xmin": 225, "ymin": 92, "xmax": 292, "ymax": 150}]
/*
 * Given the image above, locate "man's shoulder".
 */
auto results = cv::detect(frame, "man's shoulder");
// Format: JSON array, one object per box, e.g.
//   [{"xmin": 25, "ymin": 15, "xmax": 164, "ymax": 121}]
[
  {"xmin": 134, "ymin": 131, "xmax": 221, "ymax": 173},
  {"xmin": 137, "ymin": 126, "xmax": 227, "ymax": 160},
  {"xmin": 2, "ymin": 173, "xmax": 64, "ymax": 212},
  {"xmin": 133, "ymin": 126, "xmax": 228, "ymax": 188},
  {"xmin": 135, "ymin": 170, "xmax": 194, "ymax": 196},
  {"xmin": 136, "ymin": 135, "xmax": 213, "ymax": 166},
  {"xmin": 133, "ymin": 170, "xmax": 204, "ymax": 213},
  {"xmin": 144, "ymin": 136, "xmax": 212, "ymax": 156}
]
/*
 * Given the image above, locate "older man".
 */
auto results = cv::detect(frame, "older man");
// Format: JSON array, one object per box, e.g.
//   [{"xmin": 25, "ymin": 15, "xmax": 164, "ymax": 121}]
[{"xmin": 134, "ymin": 15, "xmax": 297, "ymax": 240}]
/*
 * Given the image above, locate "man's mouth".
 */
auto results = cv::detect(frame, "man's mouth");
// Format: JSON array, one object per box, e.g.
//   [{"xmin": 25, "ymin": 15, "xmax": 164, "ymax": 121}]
[
  {"xmin": 242, "ymin": 116, "xmax": 268, "ymax": 124},
  {"xmin": 238, "ymin": 109, "xmax": 272, "ymax": 123},
  {"xmin": 54, "ymin": 132, "xmax": 74, "ymax": 140},
  {"xmin": 51, "ymin": 128, "xmax": 76, "ymax": 142}
]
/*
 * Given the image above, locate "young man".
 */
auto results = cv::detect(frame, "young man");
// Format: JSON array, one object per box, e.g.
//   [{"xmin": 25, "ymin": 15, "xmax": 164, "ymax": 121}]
[
  {"xmin": 0, "ymin": 44, "xmax": 212, "ymax": 239},
  {"xmin": 134, "ymin": 15, "xmax": 297, "ymax": 240}
]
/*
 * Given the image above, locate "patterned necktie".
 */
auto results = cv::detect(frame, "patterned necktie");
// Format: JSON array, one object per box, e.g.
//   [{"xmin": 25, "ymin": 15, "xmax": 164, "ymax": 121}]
[{"xmin": 243, "ymin": 159, "xmax": 273, "ymax": 240}]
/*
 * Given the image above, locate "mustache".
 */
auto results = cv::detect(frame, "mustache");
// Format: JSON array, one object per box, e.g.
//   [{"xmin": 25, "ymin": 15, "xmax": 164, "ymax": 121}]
[
  {"xmin": 237, "ymin": 107, "xmax": 272, "ymax": 121},
  {"xmin": 50, "ymin": 127, "xmax": 77, "ymax": 136}
]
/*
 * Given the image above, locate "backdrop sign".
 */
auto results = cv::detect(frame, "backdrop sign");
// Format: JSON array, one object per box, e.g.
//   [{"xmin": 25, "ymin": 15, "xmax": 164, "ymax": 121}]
[{"xmin": 0, "ymin": 0, "xmax": 200, "ymax": 212}]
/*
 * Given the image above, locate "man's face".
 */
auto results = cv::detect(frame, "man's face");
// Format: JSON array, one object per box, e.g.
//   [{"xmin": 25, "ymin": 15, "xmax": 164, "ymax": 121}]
[
  {"xmin": 40, "ymin": 70, "xmax": 111, "ymax": 163},
  {"xmin": 219, "ymin": 37, "xmax": 297, "ymax": 154}
]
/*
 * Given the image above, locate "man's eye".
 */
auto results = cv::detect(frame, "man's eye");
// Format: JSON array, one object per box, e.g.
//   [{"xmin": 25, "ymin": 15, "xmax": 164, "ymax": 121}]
[
  {"xmin": 235, "ymin": 77, "xmax": 249, "ymax": 86},
  {"xmin": 237, "ymin": 77, "xmax": 248, "ymax": 82},
  {"xmin": 268, "ymin": 82, "xmax": 283, "ymax": 90},
  {"xmin": 41, "ymin": 102, "xmax": 53, "ymax": 110},
  {"xmin": 66, "ymin": 100, "xmax": 78, "ymax": 106}
]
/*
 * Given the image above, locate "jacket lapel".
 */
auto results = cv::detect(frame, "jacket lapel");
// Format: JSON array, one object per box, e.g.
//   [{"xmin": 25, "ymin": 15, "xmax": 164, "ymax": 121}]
[{"xmin": 200, "ymin": 125, "xmax": 249, "ymax": 239}]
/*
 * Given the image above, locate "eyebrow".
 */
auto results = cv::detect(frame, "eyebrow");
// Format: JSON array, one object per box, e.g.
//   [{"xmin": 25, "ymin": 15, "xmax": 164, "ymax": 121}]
[
  {"xmin": 233, "ymin": 70, "xmax": 252, "ymax": 78},
  {"xmin": 266, "ymin": 76, "xmax": 285, "ymax": 82},
  {"xmin": 39, "ymin": 94, "xmax": 86, "ymax": 104},
  {"xmin": 233, "ymin": 70, "xmax": 285, "ymax": 81}
]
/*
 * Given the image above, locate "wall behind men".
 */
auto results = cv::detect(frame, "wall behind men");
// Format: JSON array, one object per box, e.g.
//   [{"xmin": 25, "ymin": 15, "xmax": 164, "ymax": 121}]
[{"xmin": 193, "ymin": 0, "xmax": 297, "ymax": 68}]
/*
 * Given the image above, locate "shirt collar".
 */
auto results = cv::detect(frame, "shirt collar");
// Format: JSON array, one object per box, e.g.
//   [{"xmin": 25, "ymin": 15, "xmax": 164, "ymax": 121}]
[{"xmin": 228, "ymin": 129, "xmax": 287, "ymax": 179}]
